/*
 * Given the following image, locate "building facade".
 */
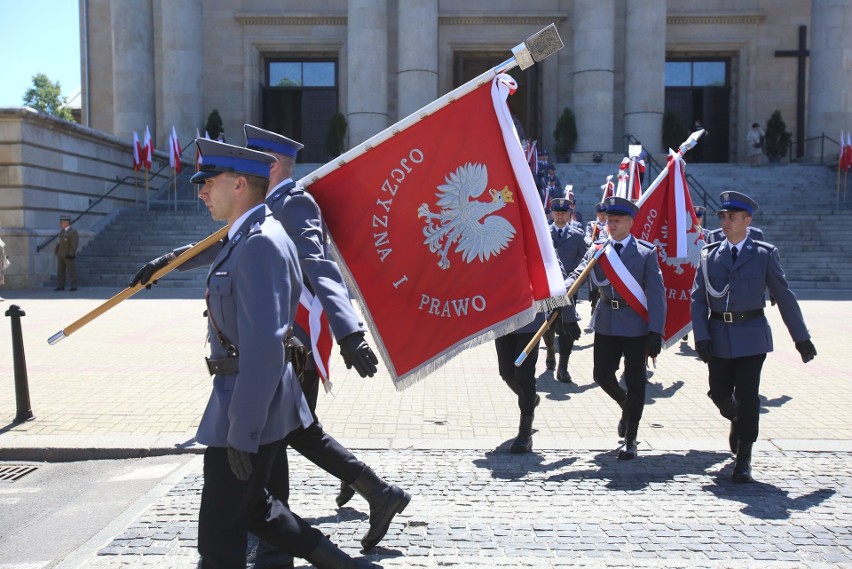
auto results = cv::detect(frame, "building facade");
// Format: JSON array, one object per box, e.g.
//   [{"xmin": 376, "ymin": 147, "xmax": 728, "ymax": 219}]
[{"xmin": 80, "ymin": 0, "xmax": 851, "ymax": 163}]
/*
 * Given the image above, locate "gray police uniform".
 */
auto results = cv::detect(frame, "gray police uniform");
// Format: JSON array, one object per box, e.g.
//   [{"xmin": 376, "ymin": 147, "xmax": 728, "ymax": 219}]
[
  {"xmin": 196, "ymin": 204, "xmax": 328, "ymax": 565},
  {"xmin": 265, "ymin": 178, "xmax": 364, "ymax": 405},
  {"xmin": 566, "ymin": 234, "xmax": 666, "ymax": 429},
  {"xmin": 690, "ymin": 236, "xmax": 810, "ymax": 442}
]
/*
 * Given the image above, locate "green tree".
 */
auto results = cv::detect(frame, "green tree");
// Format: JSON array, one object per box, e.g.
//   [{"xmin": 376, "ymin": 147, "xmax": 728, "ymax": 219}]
[
  {"xmin": 324, "ymin": 112, "xmax": 347, "ymax": 158},
  {"xmin": 205, "ymin": 109, "xmax": 224, "ymax": 141},
  {"xmin": 552, "ymin": 107, "xmax": 578, "ymax": 161},
  {"xmin": 22, "ymin": 73, "xmax": 73, "ymax": 120},
  {"xmin": 763, "ymin": 110, "xmax": 792, "ymax": 160}
]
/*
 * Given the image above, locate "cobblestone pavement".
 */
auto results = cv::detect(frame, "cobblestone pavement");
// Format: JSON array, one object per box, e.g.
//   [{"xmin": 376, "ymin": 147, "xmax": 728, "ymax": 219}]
[
  {"xmin": 68, "ymin": 449, "xmax": 852, "ymax": 568},
  {"xmin": 1, "ymin": 288, "xmax": 851, "ymax": 567}
]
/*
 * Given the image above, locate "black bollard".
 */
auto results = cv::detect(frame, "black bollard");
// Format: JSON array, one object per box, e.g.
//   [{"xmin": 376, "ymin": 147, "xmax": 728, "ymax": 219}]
[{"xmin": 5, "ymin": 304, "xmax": 34, "ymax": 423}]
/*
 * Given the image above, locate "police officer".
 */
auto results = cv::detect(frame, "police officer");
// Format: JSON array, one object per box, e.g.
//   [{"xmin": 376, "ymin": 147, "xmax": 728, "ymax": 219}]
[
  {"xmin": 691, "ymin": 191, "xmax": 816, "ymax": 483},
  {"xmin": 188, "ymin": 139, "xmax": 377, "ymax": 568},
  {"xmin": 694, "ymin": 206, "xmax": 709, "ymax": 242},
  {"xmin": 131, "ymin": 128, "xmax": 409, "ymax": 564},
  {"xmin": 566, "ymin": 197, "xmax": 666, "ymax": 460},
  {"xmin": 243, "ymin": 125, "xmax": 407, "ymax": 563},
  {"xmin": 54, "ymin": 215, "xmax": 79, "ymax": 291},
  {"xmin": 543, "ymin": 198, "xmax": 585, "ymax": 382}
]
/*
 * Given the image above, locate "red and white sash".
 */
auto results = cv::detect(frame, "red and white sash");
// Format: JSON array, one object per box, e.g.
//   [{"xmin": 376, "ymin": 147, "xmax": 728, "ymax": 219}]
[
  {"xmin": 294, "ymin": 288, "xmax": 334, "ymax": 391},
  {"xmin": 596, "ymin": 240, "xmax": 649, "ymax": 322}
]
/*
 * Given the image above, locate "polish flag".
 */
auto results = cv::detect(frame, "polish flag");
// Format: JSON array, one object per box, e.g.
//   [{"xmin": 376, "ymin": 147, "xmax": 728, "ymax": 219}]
[
  {"xmin": 169, "ymin": 126, "xmax": 182, "ymax": 173},
  {"xmin": 143, "ymin": 126, "xmax": 154, "ymax": 170},
  {"xmin": 132, "ymin": 131, "xmax": 142, "ymax": 171}
]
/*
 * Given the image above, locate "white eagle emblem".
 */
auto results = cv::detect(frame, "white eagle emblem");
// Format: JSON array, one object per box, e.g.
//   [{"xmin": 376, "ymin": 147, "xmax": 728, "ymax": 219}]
[
  {"xmin": 654, "ymin": 223, "xmax": 705, "ymax": 274},
  {"xmin": 417, "ymin": 163, "xmax": 516, "ymax": 270}
]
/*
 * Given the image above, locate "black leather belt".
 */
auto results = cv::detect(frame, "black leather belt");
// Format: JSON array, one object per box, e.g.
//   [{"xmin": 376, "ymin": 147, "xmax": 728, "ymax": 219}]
[
  {"xmin": 710, "ymin": 309, "xmax": 764, "ymax": 323},
  {"xmin": 206, "ymin": 356, "xmax": 239, "ymax": 375}
]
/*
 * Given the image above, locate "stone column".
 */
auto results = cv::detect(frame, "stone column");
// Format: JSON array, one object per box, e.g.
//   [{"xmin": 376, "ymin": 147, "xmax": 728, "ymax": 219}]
[
  {"xmin": 347, "ymin": 0, "xmax": 389, "ymax": 146},
  {"xmin": 572, "ymin": 0, "xmax": 615, "ymax": 152},
  {"xmin": 807, "ymin": 0, "xmax": 852, "ymax": 158},
  {"xmin": 111, "ymin": 0, "xmax": 155, "ymax": 141},
  {"xmin": 623, "ymin": 1, "xmax": 666, "ymax": 154},
  {"xmin": 397, "ymin": 0, "xmax": 438, "ymax": 119},
  {"xmin": 160, "ymin": 0, "xmax": 203, "ymax": 148}
]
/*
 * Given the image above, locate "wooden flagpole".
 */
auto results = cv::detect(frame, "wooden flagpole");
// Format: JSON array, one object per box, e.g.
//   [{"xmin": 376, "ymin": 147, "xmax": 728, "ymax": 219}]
[
  {"xmin": 514, "ymin": 248, "xmax": 606, "ymax": 366},
  {"xmin": 48, "ymin": 224, "xmax": 230, "ymax": 345}
]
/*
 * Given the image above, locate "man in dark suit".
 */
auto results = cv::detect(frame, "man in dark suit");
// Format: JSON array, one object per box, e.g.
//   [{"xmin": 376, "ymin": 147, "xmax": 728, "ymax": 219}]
[
  {"xmin": 189, "ymin": 138, "xmax": 377, "ymax": 568},
  {"xmin": 691, "ymin": 191, "xmax": 816, "ymax": 483},
  {"xmin": 54, "ymin": 215, "xmax": 79, "ymax": 291},
  {"xmin": 566, "ymin": 197, "xmax": 666, "ymax": 460}
]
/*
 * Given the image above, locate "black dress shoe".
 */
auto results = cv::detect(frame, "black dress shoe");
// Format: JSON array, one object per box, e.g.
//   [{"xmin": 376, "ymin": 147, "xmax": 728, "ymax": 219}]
[
  {"xmin": 556, "ymin": 370, "xmax": 573, "ymax": 383},
  {"xmin": 618, "ymin": 439, "xmax": 637, "ymax": 460},
  {"xmin": 545, "ymin": 359, "xmax": 556, "ymax": 371},
  {"xmin": 54, "ymin": 287, "xmax": 65, "ymax": 291},
  {"xmin": 732, "ymin": 440, "xmax": 754, "ymax": 483}
]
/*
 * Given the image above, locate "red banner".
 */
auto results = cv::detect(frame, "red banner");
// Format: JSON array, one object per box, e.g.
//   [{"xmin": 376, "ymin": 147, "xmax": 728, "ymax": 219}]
[
  {"xmin": 632, "ymin": 152, "xmax": 703, "ymax": 347},
  {"xmin": 306, "ymin": 76, "xmax": 565, "ymax": 387}
]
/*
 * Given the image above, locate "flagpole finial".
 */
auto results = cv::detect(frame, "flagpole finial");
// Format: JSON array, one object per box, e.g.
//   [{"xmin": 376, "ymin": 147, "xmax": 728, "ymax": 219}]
[{"xmin": 512, "ymin": 24, "xmax": 564, "ymax": 70}]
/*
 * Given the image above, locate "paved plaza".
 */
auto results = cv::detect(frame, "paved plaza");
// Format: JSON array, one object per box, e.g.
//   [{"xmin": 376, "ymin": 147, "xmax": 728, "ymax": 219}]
[{"xmin": 0, "ymin": 286, "xmax": 851, "ymax": 567}]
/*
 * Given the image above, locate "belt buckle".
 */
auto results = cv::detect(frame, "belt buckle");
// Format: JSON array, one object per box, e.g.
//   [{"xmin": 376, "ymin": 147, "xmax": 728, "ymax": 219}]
[
  {"xmin": 723, "ymin": 312, "xmax": 733, "ymax": 323},
  {"xmin": 611, "ymin": 300, "xmax": 620, "ymax": 310}
]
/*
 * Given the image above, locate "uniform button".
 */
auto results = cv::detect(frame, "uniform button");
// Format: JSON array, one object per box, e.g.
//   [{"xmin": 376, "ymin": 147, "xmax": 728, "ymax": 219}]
[{"xmin": 250, "ymin": 432, "xmax": 258, "ymax": 440}]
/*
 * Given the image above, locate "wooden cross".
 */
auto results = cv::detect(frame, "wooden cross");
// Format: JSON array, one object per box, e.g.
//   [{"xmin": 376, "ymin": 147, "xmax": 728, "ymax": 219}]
[{"xmin": 774, "ymin": 25, "xmax": 809, "ymax": 159}]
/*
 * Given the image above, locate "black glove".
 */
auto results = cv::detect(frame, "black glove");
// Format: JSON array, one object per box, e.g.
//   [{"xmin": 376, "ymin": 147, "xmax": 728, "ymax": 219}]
[
  {"xmin": 226, "ymin": 446, "xmax": 253, "ymax": 481},
  {"xmin": 566, "ymin": 322, "xmax": 582, "ymax": 341},
  {"xmin": 795, "ymin": 339, "xmax": 817, "ymax": 363},
  {"xmin": 339, "ymin": 332, "xmax": 379, "ymax": 378},
  {"xmin": 645, "ymin": 332, "xmax": 662, "ymax": 359},
  {"xmin": 695, "ymin": 340, "xmax": 713, "ymax": 363},
  {"xmin": 130, "ymin": 252, "xmax": 175, "ymax": 288}
]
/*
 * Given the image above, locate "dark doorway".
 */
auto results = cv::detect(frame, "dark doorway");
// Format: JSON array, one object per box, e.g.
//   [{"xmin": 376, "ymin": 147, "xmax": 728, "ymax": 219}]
[
  {"xmin": 453, "ymin": 51, "xmax": 540, "ymax": 142},
  {"xmin": 261, "ymin": 59, "xmax": 339, "ymax": 163},
  {"xmin": 665, "ymin": 59, "xmax": 731, "ymax": 163}
]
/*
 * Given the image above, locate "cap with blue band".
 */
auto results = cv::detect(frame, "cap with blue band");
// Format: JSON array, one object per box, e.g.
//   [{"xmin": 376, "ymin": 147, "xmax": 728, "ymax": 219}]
[
  {"xmin": 604, "ymin": 196, "xmax": 638, "ymax": 217},
  {"xmin": 190, "ymin": 138, "xmax": 276, "ymax": 184},
  {"xmin": 244, "ymin": 124, "xmax": 304, "ymax": 158},
  {"xmin": 717, "ymin": 191, "xmax": 758, "ymax": 216}
]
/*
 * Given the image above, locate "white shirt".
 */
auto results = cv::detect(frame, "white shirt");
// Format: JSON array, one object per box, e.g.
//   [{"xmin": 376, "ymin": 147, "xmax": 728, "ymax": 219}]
[{"xmin": 229, "ymin": 204, "xmax": 266, "ymax": 241}]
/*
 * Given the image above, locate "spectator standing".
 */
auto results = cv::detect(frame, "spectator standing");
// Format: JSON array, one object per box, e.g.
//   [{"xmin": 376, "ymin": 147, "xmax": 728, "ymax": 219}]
[
  {"xmin": 746, "ymin": 123, "xmax": 765, "ymax": 167},
  {"xmin": 54, "ymin": 215, "xmax": 78, "ymax": 291}
]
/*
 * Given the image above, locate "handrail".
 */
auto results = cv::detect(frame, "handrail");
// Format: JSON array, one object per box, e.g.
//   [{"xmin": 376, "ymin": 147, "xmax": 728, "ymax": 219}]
[
  {"xmin": 788, "ymin": 132, "xmax": 839, "ymax": 165},
  {"xmin": 36, "ymin": 138, "xmax": 197, "ymax": 252},
  {"xmin": 624, "ymin": 133, "xmax": 720, "ymax": 212}
]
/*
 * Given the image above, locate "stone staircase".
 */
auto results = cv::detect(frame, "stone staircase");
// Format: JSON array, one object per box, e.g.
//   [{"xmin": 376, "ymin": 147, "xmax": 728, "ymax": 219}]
[
  {"xmin": 60, "ymin": 162, "xmax": 852, "ymax": 291},
  {"xmin": 69, "ymin": 208, "xmax": 225, "ymax": 288},
  {"xmin": 555, "ymin": 162, "xmax": 852, "ymax": 291}
]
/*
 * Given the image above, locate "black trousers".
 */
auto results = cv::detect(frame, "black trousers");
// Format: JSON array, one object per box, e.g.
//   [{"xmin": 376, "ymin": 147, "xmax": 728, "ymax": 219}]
[
  {"xmin": 708, "ymin": 354, "xmax": 766, "ymax": 443},
  {"xmin": 592, "ymin": 333, "xmax": 647, "ymax": 422},
  {"xmin": 266, "ymin": 419, "xmax": 366, "ymax": 507},
  {"xmin": 495, "ymin": 332, "xmax": 539, "ymax": 416},
  {"xmin": 198, "ymin": 441, "xmax": 322, "ymax": 568}
]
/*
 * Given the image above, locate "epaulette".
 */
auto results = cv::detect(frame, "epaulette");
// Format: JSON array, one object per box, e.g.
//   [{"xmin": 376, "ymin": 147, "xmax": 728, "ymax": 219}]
[
  {"xmin": 751, "ymin": 240, "xmax": 775, "ymax": 252},
  {"xmin": 635, "ymin": 238, "xmax": 656, "ymax": 250},
  {"xmin": 268, "ymin": 183, "xmax": 305, "ymax": 204},
  {"xmin": 702, "ymin": 240, "xmax": 722, "ymax": 250},
  {"xmin": 248, "ymin": 221, "xmax": 263, "ymax": 236}
]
